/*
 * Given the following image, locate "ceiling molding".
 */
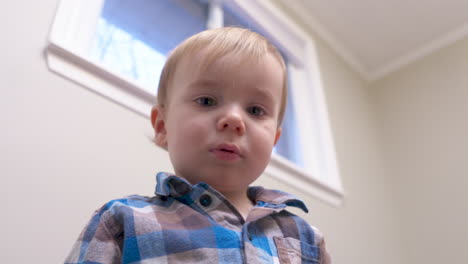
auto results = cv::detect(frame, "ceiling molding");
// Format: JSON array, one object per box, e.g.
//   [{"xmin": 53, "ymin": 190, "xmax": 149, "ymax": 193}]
[
  {"xmin": 369, "ymin": 22, "xmax": 468, "ymax": 81},
  {"xmin": 284, "ymin": 1, "xmax": 371, "ymax": 81},
  {"xmin": 281, "ymin": 1, "xmax": 468, "ymax": 82}
]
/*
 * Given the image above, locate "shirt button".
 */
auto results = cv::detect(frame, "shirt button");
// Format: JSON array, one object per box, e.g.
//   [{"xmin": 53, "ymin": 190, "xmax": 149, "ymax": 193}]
[{"xmin": 199, "ymin": 194, "xmax": 212, "ymax": 207}]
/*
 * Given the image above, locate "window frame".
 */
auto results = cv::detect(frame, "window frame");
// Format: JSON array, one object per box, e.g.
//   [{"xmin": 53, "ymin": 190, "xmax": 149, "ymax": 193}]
[{"xmin": 46, "ymin": 0, "xmax": 344, "ymax": 206}]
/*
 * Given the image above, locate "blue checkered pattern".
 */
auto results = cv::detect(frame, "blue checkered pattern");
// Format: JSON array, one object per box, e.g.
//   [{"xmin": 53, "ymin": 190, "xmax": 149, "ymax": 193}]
[{"xmin": 65, "ymin": 172, "xmax": 330, "ymax": 263}]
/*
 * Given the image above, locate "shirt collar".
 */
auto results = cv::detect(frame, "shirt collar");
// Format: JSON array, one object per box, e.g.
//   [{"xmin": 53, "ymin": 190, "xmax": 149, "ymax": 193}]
[
  {"xmin": 154, "ymin": 172, "xmax": 308, "ymax": 213},
  {"xmin": 155, "ymin": 172, "xmax": 193, "ymax": 197},
  {"xmin": 248, "ymin": 186, "xmax": 308, "ymax": 213}
]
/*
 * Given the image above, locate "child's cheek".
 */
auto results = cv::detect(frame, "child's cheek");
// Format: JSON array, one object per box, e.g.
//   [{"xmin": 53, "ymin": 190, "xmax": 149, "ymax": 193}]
[{"xmin": 178, "ymin": 118, "xmax": 208, "ymax": 141}]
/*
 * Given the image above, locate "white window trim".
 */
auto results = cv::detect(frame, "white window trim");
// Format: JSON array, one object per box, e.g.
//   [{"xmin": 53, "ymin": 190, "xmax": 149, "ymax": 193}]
[
  {"xmin": 46, "ymin": 0, "xmax": 344, "ymax": 206},
  {"xmin": 225, "ymin": 0, "xmax": 344, "ymax": 206}
]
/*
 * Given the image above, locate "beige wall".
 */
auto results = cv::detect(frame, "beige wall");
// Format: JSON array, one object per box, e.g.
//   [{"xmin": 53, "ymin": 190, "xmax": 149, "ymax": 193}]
[
  {"xmin": 3, "ymin": 1, "xmax": 171, "ymax": 262},
  {"xmin": 369, "ymin": 36, "xmax": 468, "ymax": 264},
  {"xmin": 256, "ymin": 34, "xmax": 404, "ymax": 263},
  {"xmin": 7, "ymin": 0, "xmax": 465, "ymax": 263}
]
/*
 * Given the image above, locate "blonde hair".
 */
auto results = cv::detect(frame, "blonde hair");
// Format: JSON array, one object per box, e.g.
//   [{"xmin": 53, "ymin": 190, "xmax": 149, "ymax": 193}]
[{"xmin": 157, "ymin": 27, "xmax": 287, "ymax": 126}]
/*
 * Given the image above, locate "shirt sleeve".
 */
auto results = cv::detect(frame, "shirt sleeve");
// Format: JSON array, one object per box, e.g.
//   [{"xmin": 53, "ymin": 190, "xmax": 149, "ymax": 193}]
[
  {"xmin": 64, "ymin": 206, "xmax": 122, "ymax": 264},
  {"xmin": 310, "ymin": 225, "xmax": 332, "ymax": 264},
  {"xmin": 318, "ymin": 236, "xmax": 332, "ymax": 264}
]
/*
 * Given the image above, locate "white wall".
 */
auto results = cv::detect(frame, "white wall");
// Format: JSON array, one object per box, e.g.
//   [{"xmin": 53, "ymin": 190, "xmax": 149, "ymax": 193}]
[
  {"xmin": 2, "ymin": 1, "xmax": 172, "ymax": 262},
  {"xmin": 1, "ymin": 0, "xmax": 404, "ymax": 263},
  {"xmin": 276, "ymin": 37, "xmax": 404, "ymax": 264},
  {"xmin": 370, "ymin": 36, "xmax": 468, "ymax": 264},
  {"xmin": 269, "ymin": 2, "xmax": 405, "ymax": 263}
]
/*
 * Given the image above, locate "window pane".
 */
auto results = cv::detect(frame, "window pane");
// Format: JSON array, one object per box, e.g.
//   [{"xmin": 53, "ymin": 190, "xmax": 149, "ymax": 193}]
[
  {"xmin": 89, "ymin": 0, "xmax": 208, "ymax": 95},
  {"xmin": 273, "ymin": 77, "xmax": 304, "ymax": 168}
]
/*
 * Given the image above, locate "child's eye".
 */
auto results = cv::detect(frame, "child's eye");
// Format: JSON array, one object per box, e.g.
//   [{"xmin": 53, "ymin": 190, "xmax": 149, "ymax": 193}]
[
  {"xmin": 247, "ymin": 106, "xmax": 265, "ymax": 116},
  {"xmin": 195, "ymin": 97, "xmax": 217, "ymax": 107}
]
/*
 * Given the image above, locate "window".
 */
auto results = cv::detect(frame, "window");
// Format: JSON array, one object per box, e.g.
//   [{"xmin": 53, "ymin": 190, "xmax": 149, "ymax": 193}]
[
  {"xmin": 89, "ymin": 0, "xmax": 208, "ymax": 94},
  {"xmin": 89, "ymin": 17, "xmax": 166, "ymax": 94},
  {"xmin": 47, "ymin": 0, "xmax": 344, "ymax": 206}
]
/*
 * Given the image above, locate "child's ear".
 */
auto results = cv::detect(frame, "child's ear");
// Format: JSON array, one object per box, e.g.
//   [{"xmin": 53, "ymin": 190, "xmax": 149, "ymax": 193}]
[
  {"xmin": 151, "ymin": 106, "xmax": 168, "ymax": 149},
  {"xmin": 274, "ymin": 127, "xmax": 282, "ymax": 145}
]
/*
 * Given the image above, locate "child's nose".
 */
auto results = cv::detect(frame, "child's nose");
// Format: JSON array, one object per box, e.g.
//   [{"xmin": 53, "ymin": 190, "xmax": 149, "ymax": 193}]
[{"xmin": 217, "ymin": 108, "xmax": 245, "ymax": 135}]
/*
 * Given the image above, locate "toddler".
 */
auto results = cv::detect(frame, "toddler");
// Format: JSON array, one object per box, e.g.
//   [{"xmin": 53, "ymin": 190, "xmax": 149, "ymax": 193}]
[{"xmin": 65, "ymin": 27, "xmax": 331, "ymax": 264}]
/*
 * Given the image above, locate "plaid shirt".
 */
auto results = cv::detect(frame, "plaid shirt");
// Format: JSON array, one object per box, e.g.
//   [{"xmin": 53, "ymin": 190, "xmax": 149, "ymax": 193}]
[{"xmin": 65, "ymin": 172, "xmax": 331, "ymax": 264}]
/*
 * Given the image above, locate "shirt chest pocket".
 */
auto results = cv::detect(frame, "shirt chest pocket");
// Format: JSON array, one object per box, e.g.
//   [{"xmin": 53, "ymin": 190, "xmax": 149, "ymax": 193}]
[{"xmin": 273, "ymin": 236, "xmax": 320, "ymax": 264}]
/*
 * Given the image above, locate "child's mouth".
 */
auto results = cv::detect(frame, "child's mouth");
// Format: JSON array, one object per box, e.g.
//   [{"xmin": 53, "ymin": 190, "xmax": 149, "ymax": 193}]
[
  {"xmin": 221, "ymin": 148, "xmax": 234, "ymax": 153},
  {"xmin": 210, "ymin": 144, "xmax": 241, "ymax": 161}
]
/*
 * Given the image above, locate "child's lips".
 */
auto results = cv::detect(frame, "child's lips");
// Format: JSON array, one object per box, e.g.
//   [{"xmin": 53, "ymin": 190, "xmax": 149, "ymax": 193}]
[{"xmin": 210, "ymin": 144, "xmax": 241, "ymax": 161}]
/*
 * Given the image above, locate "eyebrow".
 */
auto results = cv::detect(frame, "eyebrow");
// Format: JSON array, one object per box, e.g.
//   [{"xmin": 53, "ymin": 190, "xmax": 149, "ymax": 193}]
[
  {"xmin": 188, "ymin": 79, "xmax": 220, "ymax": 89},
  {"xmin": 250, "ymin": 87, "xmax": 277, "ymax": 105}
]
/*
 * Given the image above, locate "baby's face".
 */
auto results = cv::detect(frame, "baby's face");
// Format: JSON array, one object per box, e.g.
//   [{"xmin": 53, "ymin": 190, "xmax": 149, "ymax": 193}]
[{"xmin": 155, "ymin": 51, "xmax": 283, "ymax": 193}]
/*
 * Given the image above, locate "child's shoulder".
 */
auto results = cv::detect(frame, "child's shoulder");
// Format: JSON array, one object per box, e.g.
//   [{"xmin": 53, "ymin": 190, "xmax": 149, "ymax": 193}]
[
  {"xmin": 99, "ymin": 194, "xmax": 155, "ymax": 208},
  {"xmin": 93, "ymin": 194, "xmax": 160, "ymax": 217}
]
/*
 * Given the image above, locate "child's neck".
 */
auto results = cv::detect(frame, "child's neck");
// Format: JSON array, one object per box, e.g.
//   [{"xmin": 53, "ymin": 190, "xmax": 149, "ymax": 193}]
[{"xmin": 221, "ymin": 189, "xmax": 254, "ymax": 221}]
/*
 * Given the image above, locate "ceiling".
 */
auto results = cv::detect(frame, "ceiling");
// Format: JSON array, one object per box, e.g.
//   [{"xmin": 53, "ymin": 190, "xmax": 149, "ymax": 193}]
[{"xmin": 280, "ymin": 0, "xmax": 468, "ymax": 80}]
